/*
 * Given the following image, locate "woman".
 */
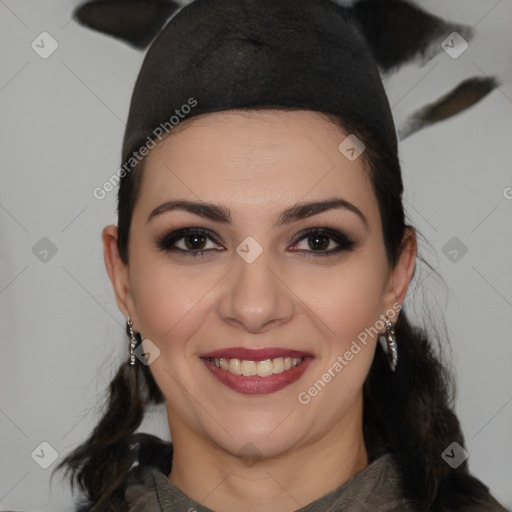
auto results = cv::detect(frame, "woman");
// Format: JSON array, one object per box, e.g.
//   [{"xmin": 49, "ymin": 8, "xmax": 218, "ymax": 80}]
[{"xmin": 57, "ymin": 0, "xmax": 507, "ymax": 510}]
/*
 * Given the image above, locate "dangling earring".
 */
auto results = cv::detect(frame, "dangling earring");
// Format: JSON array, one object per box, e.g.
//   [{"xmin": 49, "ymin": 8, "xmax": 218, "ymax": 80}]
[
  {"xmin": 127, "ymin": 317, "xmax": 138, "ymax": 366},
  {"xmin": 384, "ymin": 318, "xmax": 398, "ymax": 372}
]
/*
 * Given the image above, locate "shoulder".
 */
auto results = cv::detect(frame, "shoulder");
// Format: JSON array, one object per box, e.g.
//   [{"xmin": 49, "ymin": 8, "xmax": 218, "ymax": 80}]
[
  {"xmin": 379, "ymin": 454, "xmax": 507, "ymax": 512},
  {"xmin": 429, "ymin": 471, "xmax": 508, "ymax": 512},
  {"xmin": 129, "ymin": 431, "xmax": 174, "ymax": 473},
  {"xmin": 72, "ymin": 433, "xmax": 174, "ymax": 512}
]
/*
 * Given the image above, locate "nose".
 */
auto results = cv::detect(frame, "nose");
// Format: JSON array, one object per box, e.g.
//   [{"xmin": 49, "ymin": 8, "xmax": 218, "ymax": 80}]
[{"xmin": 217, "ymin": 248, "xmax": 295, "ymax": 333}]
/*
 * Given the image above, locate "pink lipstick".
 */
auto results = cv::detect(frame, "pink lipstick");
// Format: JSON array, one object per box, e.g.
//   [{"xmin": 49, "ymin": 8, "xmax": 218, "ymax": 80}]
[{"xmin": 199, "ymin": 347, "xmax": 314, "ymax": 395}]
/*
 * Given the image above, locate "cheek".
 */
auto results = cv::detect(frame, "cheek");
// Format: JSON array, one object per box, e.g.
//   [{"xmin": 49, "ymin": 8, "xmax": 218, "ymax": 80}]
[
  {"xmin": 298, "ymin": 250, "xmax": 388, "ymax": 392},
  {"xmin": 302, "ymin": 254, "xmax": 387, "ymax": 341},
  {"xmin": 128, "ymin": 251, "xmax": 215, "ymax": 354},
  {"xmin": 129, "ymin": 243, "xmax": 388, "ymax": 351}
]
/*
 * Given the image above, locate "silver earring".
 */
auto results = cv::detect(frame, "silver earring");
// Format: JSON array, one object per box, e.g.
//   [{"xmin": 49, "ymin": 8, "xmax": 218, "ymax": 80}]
[
  {"xmin": 384, "ymin": 319, "xmax": 398, "ymax": 372},
  {"xmin": 127, "ymin": 317, "xmax": 138, "ymax": 366}
]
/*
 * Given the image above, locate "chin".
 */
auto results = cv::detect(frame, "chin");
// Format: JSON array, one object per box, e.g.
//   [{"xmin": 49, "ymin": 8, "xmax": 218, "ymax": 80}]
[{"xmin": 202, "ymin": 413, "xmax": 308, "ymax": 461}]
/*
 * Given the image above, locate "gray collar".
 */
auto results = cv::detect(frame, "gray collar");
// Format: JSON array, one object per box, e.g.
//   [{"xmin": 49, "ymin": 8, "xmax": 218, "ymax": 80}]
[{"xmin": 125, "ymin": 453, "xmax": 418, "ymax": 512}]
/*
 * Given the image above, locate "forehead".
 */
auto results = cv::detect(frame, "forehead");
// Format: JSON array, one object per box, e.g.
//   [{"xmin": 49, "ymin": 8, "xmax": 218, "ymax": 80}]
[{"xmin": 136, "ymin": 109, "xmax": 379, "ymax": 225}]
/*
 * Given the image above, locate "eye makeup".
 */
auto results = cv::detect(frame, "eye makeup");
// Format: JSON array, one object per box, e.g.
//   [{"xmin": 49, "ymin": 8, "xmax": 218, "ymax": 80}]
[{"xmin": 154, "ymin": 222, "xmax": 360, "ymax": 259}]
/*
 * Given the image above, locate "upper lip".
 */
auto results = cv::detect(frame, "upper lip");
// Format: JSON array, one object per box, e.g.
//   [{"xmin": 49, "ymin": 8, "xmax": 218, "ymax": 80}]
[{"xmin": 199, "ymin": 347, "xmax": 314, "ymax": 360}]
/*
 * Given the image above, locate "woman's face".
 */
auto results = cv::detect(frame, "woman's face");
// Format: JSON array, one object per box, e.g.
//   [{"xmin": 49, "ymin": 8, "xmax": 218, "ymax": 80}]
[{"xmin": 105, "ymin": 109, "xmax": 415, "ymax": 460}]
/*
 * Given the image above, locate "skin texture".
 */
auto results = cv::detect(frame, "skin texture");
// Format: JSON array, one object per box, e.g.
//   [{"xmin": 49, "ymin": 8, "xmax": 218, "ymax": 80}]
[{"xmin": 103, "ymin": 109, "xmax": 417, "ymax": 512}]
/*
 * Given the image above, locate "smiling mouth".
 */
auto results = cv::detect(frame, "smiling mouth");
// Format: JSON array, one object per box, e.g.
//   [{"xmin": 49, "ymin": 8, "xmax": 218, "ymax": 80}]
[
  {"xmin": 204, "ymin": 356, "xmax": 305, "ymax": 377},
  {"xmin": 199, "ymin": 349, "xmax": 314, "ymax": 395}
]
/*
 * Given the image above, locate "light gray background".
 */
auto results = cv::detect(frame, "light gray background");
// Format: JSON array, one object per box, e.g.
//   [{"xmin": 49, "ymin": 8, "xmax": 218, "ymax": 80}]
[{"xmin": 1, "ymin": 1, "xmax": 511, "ymax": 510}]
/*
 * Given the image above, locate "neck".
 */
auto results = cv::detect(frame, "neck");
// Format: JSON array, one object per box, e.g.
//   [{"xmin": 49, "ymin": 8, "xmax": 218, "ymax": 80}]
[{"xmin": 167, "ymin": 403, "xmax": 368, "ymax": 512}]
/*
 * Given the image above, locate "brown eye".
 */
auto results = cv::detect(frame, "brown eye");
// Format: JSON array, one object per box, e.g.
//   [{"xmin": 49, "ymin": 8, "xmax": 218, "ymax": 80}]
[
  {"xmin": 183, "ymin": 232, "xmax": 208, "ymax": 250},
  {"xmin": 156, "ymin": 226, "xmax": 356, "ymax": 259},
  {"xmin": 290, "ymin": 228, "xmax": 356, "ymax": 257},
  {"xmin": 306, "ymin": 232, "xmax": 330, "ymax": 251},
  {"xmin": 156, "ymin": 227, "xmax": 223, "ymax": 257}
]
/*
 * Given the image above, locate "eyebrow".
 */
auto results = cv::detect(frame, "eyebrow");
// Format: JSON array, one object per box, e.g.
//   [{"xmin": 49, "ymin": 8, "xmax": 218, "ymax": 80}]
[{"xmin": 147, "ymin": 198, "xmax": 369, "ymax": 230}]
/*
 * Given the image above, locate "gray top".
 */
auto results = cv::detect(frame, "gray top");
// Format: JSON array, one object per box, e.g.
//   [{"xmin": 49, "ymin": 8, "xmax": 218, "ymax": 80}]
[{"xmin": 124, "ymin": 453, "xmax": 419, "ymax": 511}]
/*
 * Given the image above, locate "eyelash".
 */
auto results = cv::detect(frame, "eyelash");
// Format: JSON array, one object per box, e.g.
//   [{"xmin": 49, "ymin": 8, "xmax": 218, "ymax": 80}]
[{"xmin": 155, "ymin": 225, "xmax": 357, "ymax": 259}]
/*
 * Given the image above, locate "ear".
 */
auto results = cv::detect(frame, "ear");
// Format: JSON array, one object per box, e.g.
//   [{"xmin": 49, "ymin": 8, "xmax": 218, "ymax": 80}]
[
  {"xmin": 74, "ymin": 0, "xmax": 181, "ymax": 49},
  {"xmin": 381, "ymin": 227, "xmax": 417, "ymax": 316},
  {"xmin": 102, "ymin": 224, "xmax": 136, "ymax": 321}
]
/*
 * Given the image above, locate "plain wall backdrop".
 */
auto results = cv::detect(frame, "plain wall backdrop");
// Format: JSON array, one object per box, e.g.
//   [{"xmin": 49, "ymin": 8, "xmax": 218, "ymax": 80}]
[{"xmin": 1, "ymin": 1, "xmax": 511, "ymax": 510}]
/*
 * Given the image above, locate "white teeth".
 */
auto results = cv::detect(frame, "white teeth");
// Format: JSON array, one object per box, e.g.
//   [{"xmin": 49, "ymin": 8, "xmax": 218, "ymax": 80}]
[
  {"xmin": 228, "ymin": 358, "xmax": 241, "ymax": 375},
  {"xmin": 209, "ymin": 356, "xmax": 305, "ymax": 377},
  {"xmin": 273, "ymin": 357, "xmax": 284, "ymax": 373},
  {"xmin": 241, "ymin": 360, "xmax": 257, "ymax": 376},
  {"xmin": 257, "ymin": 359, "xmax": 273, "ymax": 377}
]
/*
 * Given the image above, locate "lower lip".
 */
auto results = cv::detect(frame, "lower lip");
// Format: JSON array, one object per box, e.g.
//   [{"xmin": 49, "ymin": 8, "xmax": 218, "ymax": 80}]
[{"xmin": 202, "ymin": 357, "xmax": 314, "ymax": 395}]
